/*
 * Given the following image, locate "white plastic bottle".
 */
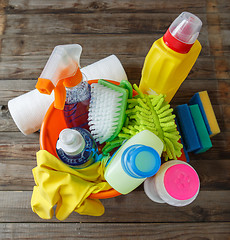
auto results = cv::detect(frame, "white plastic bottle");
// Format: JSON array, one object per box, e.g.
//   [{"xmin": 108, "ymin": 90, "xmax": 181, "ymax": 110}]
[
  {"xmin": 56, "ymin": 127, "xmax": 98, "ymax": 169},
  {"xmin": 104, "ymin": 130, "xmax": 164, "ymax": 194},
  {"xmin": 144, "ymin": 160, "xmax": 200, "ymax": 206}
]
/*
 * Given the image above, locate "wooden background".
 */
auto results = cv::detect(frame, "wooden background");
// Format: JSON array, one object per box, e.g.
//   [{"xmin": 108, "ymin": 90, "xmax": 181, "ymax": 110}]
[{"xmin": 0, "ymin": 0, "xmax": 230, "ymax": 239}]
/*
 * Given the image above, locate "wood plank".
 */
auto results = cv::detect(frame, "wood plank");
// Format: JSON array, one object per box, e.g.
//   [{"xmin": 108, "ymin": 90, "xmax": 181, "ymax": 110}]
[
  {"xmin": 2, "ymin": 105, "xmax": 224, "ymax": 133},
  {"xmin": 0, "ymin": 55, "xmax": 217, "ymax": 81},
  {"xmin": 0, "ymin": 78, "xmax": 226, "ymax": 133},
  {"xmin": 175, "ymin": 79, "xmax": 230, "ymax": 105},
  {"xmin": 0, "ymin": 161, "xmax": 35, "ymax": 190},
  {"xmin": 0, "ymin": 0, "xmax": 228, "ymax": 237},
  {"xmin": 0, "ymin": 106, "xmax": 225, "ymax": 134},
  {"xmin": 4, "ymin": 0, "xmax": 230, "ymax": 14},
  {"xmin": 0, "ymin": 33, "xmax": 211, "ymax": 57},
  {"xmin": 0, "ymin": 105, "xmax": 18, "ymax": 132},
  {"xmin": 206, "ymin": 1, "xmax": 230, "ymax": 83},
  {"xmin": 0, "ymin": 119, "xmax": 228, "ymax": 160},
  {"xmin": 0, "ymin": 79, "xmax": 36, "ymax": 105},
  {"xmin": 210, "ymin": 0, "xmax": 230, "ymax": 13},
  {"xmin": 0, "ymin": 12, "xmax": 221, "ymax": 37},
  {"xmin": 4, "ymin": 0, "xmax": 207, "ymax": 14},
  {"xmin": 193, "ymin": 134, "xmax": 230, "ymax": 161},
  {"xmin": 0, "ymin": 147, "xmax": 229, "ymax": 190},
  {"xmin": 0, "ymin": 78, "xmax": 223, "ymax": 100},
  {"xmin": 0, "ymin": 79, "xmax": 222, "ymax": 104},
  {"xmin": 3, "ymin": 13, "xmax": 208, "ymax": 35},
  {"xmin": 0, "ymin": 222, "xmax": 229, "ymax": 239},
  {"xmin": 222, "ymin": 29, "xmax": 230, "ymax": 55},
  {"xmin": 1, "ymin": 104, "xmax": 225, "ymax": 135},
  {"xmin": 0, "ymin": 105, "xmax": 227, "ymax": 158},
  {"xmin": 0, "ymin": 191, "xmax": 229, "ymax": 223},
  {"xmin": 0, "ymin": 3, "xmax": 6, "ymax": 39},
  {"xmin": 208, "ymin": 11, "xmax": 230, "ymax": 27},
  {"xmin": 171, "ymin": 79, "xmax": 219, "ymax": 104},
  {"xmin": 0, "ymin": 132, "xmax": 39, "ymax": 160},
  {"xmin": 189, "ymin": 159, "xmax": 230, "ymax": 190}
]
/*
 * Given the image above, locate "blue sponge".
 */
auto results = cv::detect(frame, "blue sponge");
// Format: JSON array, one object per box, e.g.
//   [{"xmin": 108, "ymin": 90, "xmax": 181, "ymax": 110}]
[{"xmin": 174, "ymin": 104, "xmax": 201, "ymax": 152}]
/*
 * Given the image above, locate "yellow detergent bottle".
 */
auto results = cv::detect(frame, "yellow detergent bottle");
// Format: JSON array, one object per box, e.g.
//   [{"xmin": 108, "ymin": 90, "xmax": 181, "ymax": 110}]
[{"xmin": 139, "ymin": 12, "xmax": 202, "ymax": 102}]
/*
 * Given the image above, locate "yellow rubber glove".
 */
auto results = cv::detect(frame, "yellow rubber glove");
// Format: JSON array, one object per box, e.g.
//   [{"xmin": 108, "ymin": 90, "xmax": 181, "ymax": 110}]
[{"xmin": 31, "ymin": 150, "xmax": 112, "ymax": 220}]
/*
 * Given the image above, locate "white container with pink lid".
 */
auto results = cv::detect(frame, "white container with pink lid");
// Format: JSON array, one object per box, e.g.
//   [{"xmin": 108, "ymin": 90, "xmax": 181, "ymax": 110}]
[{"xmin": 144, "ymin": 160, "xmax": 200, "ymax": 206}]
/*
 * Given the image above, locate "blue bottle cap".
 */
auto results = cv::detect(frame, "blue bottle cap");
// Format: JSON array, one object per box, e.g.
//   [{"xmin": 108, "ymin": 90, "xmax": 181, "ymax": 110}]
[{"xmin": 121, "ymin": 144, "xmax": 161, "ymax": 179}]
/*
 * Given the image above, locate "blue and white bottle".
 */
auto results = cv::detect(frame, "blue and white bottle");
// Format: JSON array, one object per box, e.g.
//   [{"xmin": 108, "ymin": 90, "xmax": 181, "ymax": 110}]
[{"xmin": 56, "ymin": 127, "xmax": 98, "ymax": 169}]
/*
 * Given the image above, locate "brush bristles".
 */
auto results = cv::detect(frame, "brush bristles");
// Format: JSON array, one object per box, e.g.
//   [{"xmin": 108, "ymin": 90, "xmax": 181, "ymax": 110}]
[{"xmin": 88, "ymin": 83, "xmax": 123, "ymax": 144}]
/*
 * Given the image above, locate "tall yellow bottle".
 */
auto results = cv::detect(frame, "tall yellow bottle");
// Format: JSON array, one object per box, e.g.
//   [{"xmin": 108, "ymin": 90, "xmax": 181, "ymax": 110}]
[{"xmin": 139, "ymin": 12, "xmax": 202, "ymax": 102}]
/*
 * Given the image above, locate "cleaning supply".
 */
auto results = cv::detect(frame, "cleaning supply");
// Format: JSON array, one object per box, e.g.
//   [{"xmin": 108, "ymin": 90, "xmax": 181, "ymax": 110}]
[
  {"xmin": 8, "ymin": 54, "xmax": 128, "ymax": 136},
  {"xmin": 103, "ymin": 84, "xmax": 182, "ymax": 161},
  {"xmin": 36, "ymin": 44, "xmax": 91, "ymax": 129},
  {"xmin": 104, "ymin": 130, "xmax": 163, "ymax": 194},
  {"xmin": 189, "ymin": 104, "xmax": 212, "ymax": 153},
  {"xmin": 139, "ymin": 12, "xmax": 202, "ymax": 102},
  {"xmin": 144, "ymin": 160, "xmax": 200, "ymax": 206},
  {"xmin": 88, "ymin": 79, "xmax": 132, "ymax": 143},
  {"xmin": 31, "ymin": 150, "xmax": 112, "ymax": 220},
  {"xmin": 39, "ymin": 79, "xmax": 130, "ymax": 199},
  {"xmin": 174, "ymin": 104, "xmax": 201, "ymax": 152},
  {"xmin": 189, "ymin": 91, "xmax": 220, "ymax": 137},
  {"xmin": 56, "ymin": 127, "xmax": 98, "ymax": 169}
]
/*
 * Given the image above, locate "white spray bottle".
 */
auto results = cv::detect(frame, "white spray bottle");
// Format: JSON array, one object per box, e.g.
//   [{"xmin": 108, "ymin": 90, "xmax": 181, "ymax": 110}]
[{"xmin": 36, "ymin": 44, "xmax": 91, "ymax": 129}]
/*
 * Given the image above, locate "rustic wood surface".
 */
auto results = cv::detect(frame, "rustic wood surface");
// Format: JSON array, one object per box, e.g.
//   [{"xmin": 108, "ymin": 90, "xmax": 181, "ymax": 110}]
[{"xmin": 0, "ymin": 0, "xmax": 229, "ymax": 239}]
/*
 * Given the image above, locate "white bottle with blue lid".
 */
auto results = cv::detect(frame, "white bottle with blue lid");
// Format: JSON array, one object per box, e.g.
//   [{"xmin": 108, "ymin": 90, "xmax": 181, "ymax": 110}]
[
  {"xmin": 56, "ymin": 127, "xmax": 98, "ymax": 168},
  {"xmin": 104, "ymin": 130, "xmax": 164, "ymax": 194}
]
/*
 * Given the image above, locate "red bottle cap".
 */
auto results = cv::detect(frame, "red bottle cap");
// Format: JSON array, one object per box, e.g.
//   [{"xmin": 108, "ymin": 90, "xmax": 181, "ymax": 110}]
[{"xmin": 163, "ymin": 12, "xmax": 202, "ymax": 54}]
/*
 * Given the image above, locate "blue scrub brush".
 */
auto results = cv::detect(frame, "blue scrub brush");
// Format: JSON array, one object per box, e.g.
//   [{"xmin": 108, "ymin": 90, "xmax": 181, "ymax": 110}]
[{"xmin": 88, "ymin": 79, "xmax": 131, "ymax": 144}]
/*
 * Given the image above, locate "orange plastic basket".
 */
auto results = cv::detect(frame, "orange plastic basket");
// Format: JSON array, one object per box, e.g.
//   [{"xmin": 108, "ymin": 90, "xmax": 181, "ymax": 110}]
[{"xmin": 40, "ymin": 79, "xmax": 134, "ymax": 199}]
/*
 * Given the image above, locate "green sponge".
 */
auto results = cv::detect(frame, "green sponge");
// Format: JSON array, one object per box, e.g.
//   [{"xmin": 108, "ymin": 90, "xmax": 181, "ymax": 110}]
[
  {"xmin": 103, "ymin": 84, "xmax": 183, "ymax": 161},
  {"xmin": 189, "ymin": 104, "xmax": 212, "ymax": 153}
]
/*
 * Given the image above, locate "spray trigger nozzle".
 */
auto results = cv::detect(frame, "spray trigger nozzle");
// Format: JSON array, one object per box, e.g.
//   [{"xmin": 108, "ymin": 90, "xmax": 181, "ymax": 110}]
[{"xmin": 36, "ymin": 44, "xmax": 83, "ymax": 110}]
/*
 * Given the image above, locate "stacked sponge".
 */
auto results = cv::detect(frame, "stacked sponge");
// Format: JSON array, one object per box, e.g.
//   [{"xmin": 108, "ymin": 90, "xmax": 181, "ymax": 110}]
[
  {"xmin": 174, "ymin": 91, "xmax": 220, "ymax": 162},
  {"xmin": 189, "ymin": 91, "xmax": 220, "ymax": 137}
]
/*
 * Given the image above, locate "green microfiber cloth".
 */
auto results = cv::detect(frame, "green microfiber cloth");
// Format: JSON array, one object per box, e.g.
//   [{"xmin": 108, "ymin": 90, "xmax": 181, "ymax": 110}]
[{"xmin": 103, "ymin": 84, "xmax": 183, "ymax": 161}]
